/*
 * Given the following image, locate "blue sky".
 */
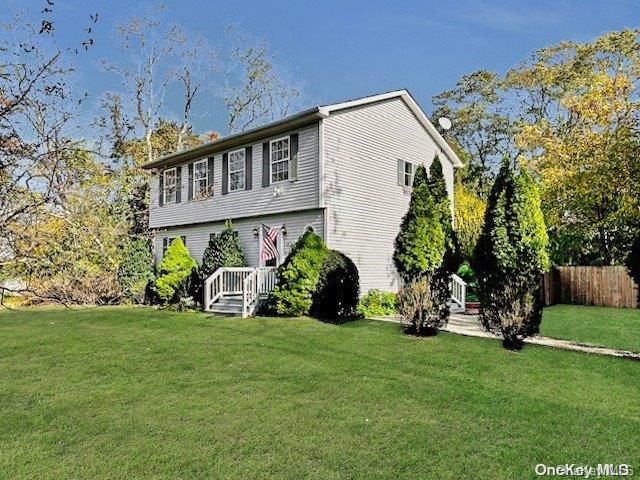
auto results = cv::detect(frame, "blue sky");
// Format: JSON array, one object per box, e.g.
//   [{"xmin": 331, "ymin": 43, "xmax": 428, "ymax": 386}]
[{"xmin": 2, "ymin": 0, "xmax": 638, "ymax": 135}]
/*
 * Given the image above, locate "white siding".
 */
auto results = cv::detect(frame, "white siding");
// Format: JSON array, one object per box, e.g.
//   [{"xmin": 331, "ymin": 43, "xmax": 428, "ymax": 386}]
[
  {"xmin": 149, "ymin": 124, "xmax": 320, "ymax": 229},
  {"xmin": 322, "ymin": 97, "xmax": 455, "ymax": 293},
  {"xmin": 154, "ymin": 209, "xmax": 325, "ymax": 267}
]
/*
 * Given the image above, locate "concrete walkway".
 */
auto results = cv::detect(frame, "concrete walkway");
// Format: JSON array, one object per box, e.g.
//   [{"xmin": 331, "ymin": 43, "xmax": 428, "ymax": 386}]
[{"xmin": 371, "ymin": 314, "xmax": 640, "ymax": 361}]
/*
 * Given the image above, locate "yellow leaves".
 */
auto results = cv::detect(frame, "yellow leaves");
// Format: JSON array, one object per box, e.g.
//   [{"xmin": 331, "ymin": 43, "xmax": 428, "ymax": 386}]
[{"xmin": 454, "ymin": 182, "xmax": 487, "ymax": 258}]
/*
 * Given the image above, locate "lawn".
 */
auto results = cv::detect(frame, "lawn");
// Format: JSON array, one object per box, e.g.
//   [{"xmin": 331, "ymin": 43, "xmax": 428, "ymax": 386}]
[
  {"xmin": 541, "ymin": 304, "xmax": 640, "ymax": 353},
  {"xmin": 1, "ymin": 307, "xmax": 638, "ymax": 479}
]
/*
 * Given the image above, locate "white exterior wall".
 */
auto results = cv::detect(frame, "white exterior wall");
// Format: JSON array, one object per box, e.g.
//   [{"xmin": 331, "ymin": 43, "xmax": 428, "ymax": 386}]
[
  {"xmin": 149, "ymin": 124, "xmax": 319, "ymax": 229},
  {"xmin": 153, "ymin": 209, "xmax": 325, "ymax": 267},
  {"xmin": 322, "ymin": 97, "xmax": 456, "ymax": 293}
]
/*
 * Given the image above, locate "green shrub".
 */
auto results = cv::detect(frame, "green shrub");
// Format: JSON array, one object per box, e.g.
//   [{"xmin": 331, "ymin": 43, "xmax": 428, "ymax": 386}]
[
  {"xmin": 357, "ymin": 289, "xmax": 397, "ymax": 317},
  {"xmin": 155, "ymin": 237, "xmax": 198, "ymax": 304},
  {"xmin": 627, "ymin": 233, "xmax": 640, "ymax": 306},
  {"xmin": 456, "ymin": 261, "xmax": 478, "ymax": 302},
  {"xmin": 201, "ymin": 220, "xmax": 246, "ymax": 278},
  {"xmin": 310, "ymin": 250, "xmax": 360, "ymax": 322},
  {"xmin": 117, "ymin": 238, "xmax": 154, "ymax": 303},
  {"xmin": 268, "ymin": 231, "xmax": 328, "ymax": 316},
  {"xmin": 472, "ymin": 159, "xmax": 550, "ymax": 349}
]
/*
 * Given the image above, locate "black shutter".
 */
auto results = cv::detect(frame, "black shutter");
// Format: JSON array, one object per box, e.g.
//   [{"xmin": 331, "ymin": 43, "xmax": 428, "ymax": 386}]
[
  {"xmin": 159, "ymin": 171, "xmax": 164, "ymax": 206},
  {"xmin": 162, "ymin": 237, "xmax": 168, "ymax": 254},
  {"xmin": 176, "ymin": 165, "xmax": 182, "ymax": 203},
  {"xmin": 181, "ymin": 235, "xmax": 187, "ymax": 246},
  {"xmin": 207, "ymin": 157, "xmax": 215, "ymax": 195},
  {"xmin": 222, "ymin": 153, "xmax": 229, "ymax": 195},
  {"xmin": 289, "ymin": 133, "xmax": 298, "ymax": 181},
  {"xmin": 262, "ymin": 141, "xmax": 270, "ymax": 187},
  {"xmin": 245, "ymin": 146, "xmax": 253, "ymax": 190},
  {"xmin": 188, "ymin": 163, "xmax": 194, "ymax": 200}
]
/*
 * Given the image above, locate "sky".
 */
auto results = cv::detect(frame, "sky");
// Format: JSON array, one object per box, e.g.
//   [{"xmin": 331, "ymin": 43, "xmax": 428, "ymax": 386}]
[{"xmin": 2, "ymin": 0, "xmax": 639, "ymax": 135}]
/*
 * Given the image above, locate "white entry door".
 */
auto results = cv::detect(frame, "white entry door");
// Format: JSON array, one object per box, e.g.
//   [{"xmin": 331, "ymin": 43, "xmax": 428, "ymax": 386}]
[{"xmin": 258, "ymin": 227, "xmax": 284, "ymax": 267}]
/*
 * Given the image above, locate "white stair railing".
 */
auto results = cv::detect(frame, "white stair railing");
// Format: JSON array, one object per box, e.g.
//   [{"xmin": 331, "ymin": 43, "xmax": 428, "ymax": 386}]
[
  {"xmin": 204, "ymin": 267, "xmax": 255, "ymax": 312},
  {"xmin": 242, "ymin": 267, "xmax": 277, "ymax": 318},
  {"xmin": 450, "ymin": 273, "xmax": 467, "ymax": 310}
]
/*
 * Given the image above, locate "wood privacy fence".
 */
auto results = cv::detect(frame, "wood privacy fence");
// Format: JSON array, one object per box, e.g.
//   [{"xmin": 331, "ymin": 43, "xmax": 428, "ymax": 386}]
[{"xmin": 542, "ymin": 266, "xmax": 638, "ymax": 308}]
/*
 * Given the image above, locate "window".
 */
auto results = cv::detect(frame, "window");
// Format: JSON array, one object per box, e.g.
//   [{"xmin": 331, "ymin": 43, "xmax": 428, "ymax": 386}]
[
  {"xmin": 403, "ymin": 161, "xmax": 416, "ymax": 187},
  {"xmin": 163, "ymin": 168, "xmax": 177, "ymax": 204},
  {"xmin": 228, "ymin": 149, "xmax": 245, "ymax": 191},
  {"xmin": 163, "ymin": 236, "xmax": 186, "ymax": 254},
  {"xmin": 193, "ymin": 159, "xmax": 208, "ymax": 198},
  {"xmin": 270, "ymin": 137, "xmax": 289, "ymax": 183}
]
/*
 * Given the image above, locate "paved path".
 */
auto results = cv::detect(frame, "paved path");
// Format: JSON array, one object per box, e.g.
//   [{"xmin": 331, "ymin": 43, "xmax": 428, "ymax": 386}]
[{"xmin": 370, "ymin": 314, "xmax": 640, "ymax": 361}]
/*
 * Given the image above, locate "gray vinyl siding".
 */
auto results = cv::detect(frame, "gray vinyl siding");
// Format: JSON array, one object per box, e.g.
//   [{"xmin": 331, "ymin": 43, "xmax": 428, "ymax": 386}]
[
  {"xmin": 154, "ymin": 209, "xmax": 324, "ymax": 267},
  {"xmin": 149, "ymin": 124, "xmax": 319, "ymax": 229},
  {"xmin": 322, "ymin": 97, "xmax": 455, "ymax": 293}
]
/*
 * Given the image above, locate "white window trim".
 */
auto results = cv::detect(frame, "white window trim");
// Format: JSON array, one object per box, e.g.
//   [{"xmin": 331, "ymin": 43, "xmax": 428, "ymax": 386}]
[
  {"xmin": 228, "ymin": 148, "xmax": 246, "ymax": 192},
  {"xmin": 403, "ymin": 161, "xmax": 416, "ymax": 187},
  {"xmin": 269, "ymin": 135, "xmax": 290, "ymax": 184},
  {"xmin": 163, "ymin": 167, "xmax": 177, "ymax": 204},
  {"xmin": 192, "ymin": 159, "xmax": 208, "ymax": 199}
]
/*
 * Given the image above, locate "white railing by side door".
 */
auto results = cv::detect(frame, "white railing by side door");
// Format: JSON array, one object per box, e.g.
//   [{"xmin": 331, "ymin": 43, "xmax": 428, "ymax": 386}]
[
  {"xmin": 450, "ymin": 273, "xmax": 467, "ymax": 310},
  {"xmin": 242, "ymin": 267, "xmax": 277, "ymax": 318}
]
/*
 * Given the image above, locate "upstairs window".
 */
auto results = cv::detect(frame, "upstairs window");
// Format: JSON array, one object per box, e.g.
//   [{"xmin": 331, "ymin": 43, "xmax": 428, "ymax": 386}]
[
  {"xmin": 163, "ymin": 168, "xmax": 177, "ymax": 204},
  {"xmin": 228, "ymin": 149, "xmax": 246, "ymax": 191},
  {"xmin": 193, "ymin": 159, "xmax": 208, "ymax": 198},
  {"xmin": 270, "ymin": 137, "xmax": 289, "ymax": 183}
]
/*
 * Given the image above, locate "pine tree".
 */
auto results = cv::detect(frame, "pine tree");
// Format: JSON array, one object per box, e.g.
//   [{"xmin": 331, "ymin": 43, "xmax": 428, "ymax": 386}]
[
  {"xmin": 625, "ymin": 232, "xmax": 640, "ymax": 306},
  {"xmin": 201, "ymin": 220, "xmax": 246, "ymax": 278},
  {"xmin": 472, "ymin": 158, "xmax": 550, "ymax": 349}
]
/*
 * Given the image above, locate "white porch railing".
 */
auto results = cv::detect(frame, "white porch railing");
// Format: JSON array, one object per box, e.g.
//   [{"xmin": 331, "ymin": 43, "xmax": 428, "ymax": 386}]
[
  {"xmin": 450, "ymin": 273, "xmax": 467, "ymax": 309},
  {"xmin": 242, "ymin": 267, "xmax": 277, "ymax": 318},
  {"xmin": 204, "ymin": 266, "xmax": 277, "ymax": 316}
]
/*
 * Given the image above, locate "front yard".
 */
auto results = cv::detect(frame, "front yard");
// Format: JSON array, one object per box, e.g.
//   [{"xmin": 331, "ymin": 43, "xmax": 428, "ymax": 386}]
[
  {"xmin": 541, "ymin": 305, "xmax": 640, "ymax": 353},
  {"xmin": 1, "ymin": 307, "xmax": 638, "ymax": 479}
]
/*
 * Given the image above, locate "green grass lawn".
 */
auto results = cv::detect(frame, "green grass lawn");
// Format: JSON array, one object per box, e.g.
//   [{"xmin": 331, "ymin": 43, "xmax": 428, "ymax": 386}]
[
  {"xmin": 541, "ymin": 305, "xmax": 640, "ymax": 353},
  {"xmin": 1, "ymin": 307, "xmax": 638, "ymax": 479}
]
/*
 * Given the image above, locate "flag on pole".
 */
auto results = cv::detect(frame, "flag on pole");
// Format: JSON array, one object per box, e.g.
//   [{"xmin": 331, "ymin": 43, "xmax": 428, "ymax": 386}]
[{"xmin": 260, "ymin": 224, "xmax": 280, "ymax": 261}]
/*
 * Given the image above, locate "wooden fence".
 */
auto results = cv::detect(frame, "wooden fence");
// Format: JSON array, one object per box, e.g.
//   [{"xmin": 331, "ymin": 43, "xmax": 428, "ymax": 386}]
[{"xmin": 542, "ymin": 266, "xmax": 638, "ymax": 308}]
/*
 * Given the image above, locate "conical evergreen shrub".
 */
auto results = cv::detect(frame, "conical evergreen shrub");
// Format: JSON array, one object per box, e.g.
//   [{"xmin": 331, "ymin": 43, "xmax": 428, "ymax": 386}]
[
  {"xmin": 155, "ymin": 237, "xmax": 198, "ymax": 304},
  {"xmin": 625, "ymin": 232, "xmax": 640, "ymax": 306},
  {"xmin": 201, "ymin": 220, "xmax": 246, "ymax": 278},
  {"xmin": 472, "ymin": 158, "xmax": 550, "ymax": 348}
]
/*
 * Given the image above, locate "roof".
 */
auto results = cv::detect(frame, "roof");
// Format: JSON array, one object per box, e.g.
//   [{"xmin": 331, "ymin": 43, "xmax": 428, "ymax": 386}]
[{"xmin": 140, "ymin": 89, "xmax": 463, "ymax": 170}]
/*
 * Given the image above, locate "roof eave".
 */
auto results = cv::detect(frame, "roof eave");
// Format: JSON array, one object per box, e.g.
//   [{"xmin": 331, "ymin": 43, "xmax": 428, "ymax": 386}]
[{"xmin": 141, "ymin": 108, "xmax": 324, "ymax": 170}]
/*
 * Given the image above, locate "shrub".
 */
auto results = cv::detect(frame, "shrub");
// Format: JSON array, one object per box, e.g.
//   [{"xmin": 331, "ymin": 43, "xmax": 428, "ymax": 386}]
[
  {"xmin": 155, "ymin": 237, "xmax": 198, "ymax": 304},
  {"xmin": 627, "ymin": 233, "xmax": 640, "ymax": 306},
  {"xmin": 393, "ymin": 159, "xmax": 460, "ymax": 333},
  {"xmin": 472, "ymin": 158, "xmax": 550, "ymax": 349},
  {"xmin": 201, "ymin": 220, "xmax": 246, "ymax": 278},
  {"xmin": 397, "ymin": 278, "xmax": 438, "ymax": 335},
  {"xmin": 357, "ymin": 289, "xmax": 397, "ymax": 317},
  {"xmin": 268, "ymin": 231, "xmax": 328, "ymax": 316},
  {"xmin": 456, "ymin": 261, "xmax": 478, "ymax": 302},
  {"xmin": 310, "ymin": 250, "xmax": 360, "ymax": 322},
  {"xmin": 117, "ymin": 238, "xmax": 154, "ymax": 303}
]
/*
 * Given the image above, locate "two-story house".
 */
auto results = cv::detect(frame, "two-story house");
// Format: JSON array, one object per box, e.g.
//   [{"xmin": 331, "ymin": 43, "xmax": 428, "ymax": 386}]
[{"xmin": 141, "ymin": 90, "xmax": 463, "ymax": 315}]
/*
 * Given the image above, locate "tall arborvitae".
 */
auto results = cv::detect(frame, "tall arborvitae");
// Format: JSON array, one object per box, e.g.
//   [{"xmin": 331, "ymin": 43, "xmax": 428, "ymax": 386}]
[
  {"xmin": 625, "ymin": 233, "xmax": 640, "ymax": 306},
  {"xmin": 201, "ymin": 220, "xmax": 246, "ymax": 278},
  {"xmin": 472, "ymin": 158, "xmax": 550, "ymax": 349},
  {"xmin": 393, "ymin": 161, "xmax": 458, "ymax": 335}
]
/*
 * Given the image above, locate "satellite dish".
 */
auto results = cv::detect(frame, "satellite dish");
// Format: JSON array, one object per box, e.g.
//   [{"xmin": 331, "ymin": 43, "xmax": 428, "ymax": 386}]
[{"xmin": 438, "ymin": 117, "xmax": 452, "ymax": 131}]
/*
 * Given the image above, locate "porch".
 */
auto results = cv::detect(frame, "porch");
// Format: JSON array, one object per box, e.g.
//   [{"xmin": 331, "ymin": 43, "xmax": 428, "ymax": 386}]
[{"xmin": 204, "ymin": 267, "xmax": 468, "ymax": 318}]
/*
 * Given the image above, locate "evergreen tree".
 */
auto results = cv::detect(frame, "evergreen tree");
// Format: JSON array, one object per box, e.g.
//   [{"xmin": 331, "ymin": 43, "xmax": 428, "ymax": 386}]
[
  {"xmin": 472, "ymin": 158, "xmax": 550, "ymax": 349},
  {"xmin": 625, "ymin": 232, "xmax": 640, "ymax": 306},
  {"xmin": 393, "ymin": 161, "xmax": 459, "ymax": 334},
  {"xmin": 155, "ymin": 237, "xmax": 198, "ymax": 304},
  {"xmin": 201, "ymin": 220, "xmax": 246, "ymax": 278}
]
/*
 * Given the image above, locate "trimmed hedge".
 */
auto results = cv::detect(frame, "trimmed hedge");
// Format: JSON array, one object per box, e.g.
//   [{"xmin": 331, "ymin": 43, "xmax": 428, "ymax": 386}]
[{"xmin": 310, "ymin": 250, "xmax": 360, "ymax": 322}]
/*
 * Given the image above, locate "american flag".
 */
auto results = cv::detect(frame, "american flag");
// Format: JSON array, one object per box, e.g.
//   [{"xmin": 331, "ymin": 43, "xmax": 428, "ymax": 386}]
[{"xmin": 260, "ymin": 225, "xmax": 279, "ymax": 260}]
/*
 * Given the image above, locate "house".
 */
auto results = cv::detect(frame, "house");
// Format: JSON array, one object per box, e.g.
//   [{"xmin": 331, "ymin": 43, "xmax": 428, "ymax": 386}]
[{"xmin": 141, "ymin": 90, "xmax": 464, "ymax": 315}]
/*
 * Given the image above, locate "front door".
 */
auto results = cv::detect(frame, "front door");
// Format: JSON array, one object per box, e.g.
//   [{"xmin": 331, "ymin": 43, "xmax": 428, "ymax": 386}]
[{"xmin": 258, "ymin": 227, "xmax": 284, "ymax": 267}]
